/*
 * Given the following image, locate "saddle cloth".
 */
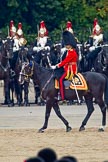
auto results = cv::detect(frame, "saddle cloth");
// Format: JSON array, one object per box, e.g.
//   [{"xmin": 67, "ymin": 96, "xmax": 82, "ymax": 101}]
[{"xmin": 55, "ymin": 73, "xmax": 88, "ymax": 90}]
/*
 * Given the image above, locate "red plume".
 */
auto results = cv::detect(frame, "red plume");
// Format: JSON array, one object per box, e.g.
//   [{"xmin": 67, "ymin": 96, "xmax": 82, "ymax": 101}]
[
  {"xmin": 66, "ymin": 21, "xmax": 72, "ymax": 29},
  {"xmin": 40, "ymin": 21, "xmax": 45, "ymax": 28},
  {"xmin": 93, "ymin": 18, "xmax": 98, "ymax": 27},
  {"xmin": 10, "ymin": 20, "xmax": 14, "ymax": 28},
  {"xmin": 18, "ymin": 22, "xmax": 22, "ymax": 29}
]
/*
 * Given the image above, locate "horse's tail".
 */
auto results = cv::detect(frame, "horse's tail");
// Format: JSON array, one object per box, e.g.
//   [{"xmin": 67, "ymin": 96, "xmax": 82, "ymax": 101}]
[{"xmin": 103, "ymin": 74, "xmax": 108, "ymax": 106}]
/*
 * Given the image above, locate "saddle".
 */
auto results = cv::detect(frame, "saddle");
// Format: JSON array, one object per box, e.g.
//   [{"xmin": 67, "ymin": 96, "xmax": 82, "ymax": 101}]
[{"xmin": 55, "ymin": 73, "xmax": 88, "ymax": 90}]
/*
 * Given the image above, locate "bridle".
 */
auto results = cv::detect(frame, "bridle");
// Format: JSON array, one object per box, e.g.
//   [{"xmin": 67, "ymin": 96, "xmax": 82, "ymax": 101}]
[
  {"xmin": 97, "ymin": 44, "xmax": 108, "ymax": 71},
  {"xmin": 0, "ymin": 40, "xmax": 11, "ymax": 72},
  {"xmin": 19, "ymin": 62, "xmax": 34, "ymax": 84}
]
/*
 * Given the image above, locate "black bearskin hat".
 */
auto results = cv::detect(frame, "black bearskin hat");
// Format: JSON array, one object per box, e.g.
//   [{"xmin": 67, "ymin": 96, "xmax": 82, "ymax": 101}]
[{"xmin": 62, "ymin": 31, "xmax": 77, "ymax": 48}]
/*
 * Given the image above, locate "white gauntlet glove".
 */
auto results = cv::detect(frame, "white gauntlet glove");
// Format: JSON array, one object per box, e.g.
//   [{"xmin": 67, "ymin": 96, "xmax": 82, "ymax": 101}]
[
  {"xmin": 33, "ymin": 47, "xmax": 38, "ymax": 51},
  {"xmin": 89, "ymin": 46, "xmax": 95, "ymax": 52},
  {"xmin": 51, "ymin": 65, "xmax": 56, "ymax": 69}
]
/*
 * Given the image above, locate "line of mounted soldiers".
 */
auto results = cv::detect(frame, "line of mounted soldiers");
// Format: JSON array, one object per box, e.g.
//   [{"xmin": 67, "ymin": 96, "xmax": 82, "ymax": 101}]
[
  {"xmin": 6, "ymin": 18, "xmax": 105, "ymax": 75},
  {"xmin": 0, "ymin": 18, "xmax": 106, "ymax": 106}
]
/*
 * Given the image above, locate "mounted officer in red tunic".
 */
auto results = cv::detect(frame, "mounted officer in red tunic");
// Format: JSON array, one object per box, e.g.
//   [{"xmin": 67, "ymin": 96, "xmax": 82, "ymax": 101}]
[{"xmin": 51, "ymin": 31, "xmax": 78, "ymax": 100}]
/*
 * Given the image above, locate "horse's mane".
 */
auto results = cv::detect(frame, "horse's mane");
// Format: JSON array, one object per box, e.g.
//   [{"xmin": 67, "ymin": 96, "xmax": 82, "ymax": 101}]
[{"xmin": 34, "ymin": 62, "xmax": 53, "ymax": 75}]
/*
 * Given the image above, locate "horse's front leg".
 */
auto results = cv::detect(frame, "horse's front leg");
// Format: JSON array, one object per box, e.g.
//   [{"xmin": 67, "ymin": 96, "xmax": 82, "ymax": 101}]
[
  {"xmin": 53, "ymin": 101, "xmax": 72, "ymax": 132},
  {"xmin": 38, "ymin": 99, "xmax": 53, "ymax": 133},
  {"xmin": 4, "ymin": 80, "xmax": 11, "ymax": 107},
  {"xmin": 24, "ymin": 82, "xmax": 30, "ymax": 106}
]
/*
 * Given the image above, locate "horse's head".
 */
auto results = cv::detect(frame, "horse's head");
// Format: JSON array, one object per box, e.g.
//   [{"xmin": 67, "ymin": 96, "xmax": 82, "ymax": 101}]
[
  {"xmin": 95, "ymin": 44, "xmax": 108, "ymax": 72},
  {"xmin": 18, "ymin": 47, "xmax": 28, "ymax": 63},
  {"xmin": 102, "ymin": 44, "xmax": 108, "ymax": 65},
  {"xmin": 2, "ymin": 38, "xmax": 13, "ymax": 58},
  {"xmin": 19, "ymin": 61, "xmax": 34, "ymax": 84},
  {"xmin": 52, "ymin": 43, "xmax": 61, "ymax": 56}
]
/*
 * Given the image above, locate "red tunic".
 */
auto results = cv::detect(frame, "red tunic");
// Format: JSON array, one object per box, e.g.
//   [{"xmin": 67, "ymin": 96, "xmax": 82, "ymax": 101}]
[{"xmin": 57, "ymin": 49, "xmax": 78, "ymax": 75}]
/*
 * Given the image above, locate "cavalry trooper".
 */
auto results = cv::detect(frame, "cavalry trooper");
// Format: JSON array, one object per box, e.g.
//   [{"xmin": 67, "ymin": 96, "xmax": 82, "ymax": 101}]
[
  {"xmin": 51, "ymin": 31, "xmax": 78, "ymax": 101},
  {"xmin": 17, "ymin": 22, "xmax": 27, "ymax": 47},
  {"xmin": 33, "ymin": 21, "xmax": 52, "ymax": 52},
  {"xmin": 9, "ymin": 21, "xmax": 27, "ymax": 77},
  {"xmin": 8, "ymin": 20, "xmax": 19, "ymax": 77},
  {"xmin": 86, "ymin": 18, "xmax": 103, "ymax": 71}
]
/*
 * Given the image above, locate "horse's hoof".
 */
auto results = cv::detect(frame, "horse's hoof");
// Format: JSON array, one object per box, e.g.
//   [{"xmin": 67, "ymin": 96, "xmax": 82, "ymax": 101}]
[
  {"xmin": 8, "ymin": 104, "xmax": 12, "ymax": 107},
  {"xmin": 79, "ymin": 126, "xmax": 85, "ymax": 131},
  {"xmin": 12, "ymin": 103, "xmax": 14, "ymax": 106},
  {"xmin": 24, "ymin": 102, "xmax": 30, "ymax": 106},
  {"xmin": 66, "ymin": 126, "xmax": 72, "ymax": 132},
  {"xmin": 38, "ymin": 128, "xmax": 44, "ymax": 133},
  {"xmin": 8, "ymin": 102, "xmax": 13, "ymax": 107},
  {"xmin": 98, "ymin": 128, "xmax": 104, "ymax": 132},
  {"xmin": 77, "ymin": 102, "xmax": 82, "ymax": 105}
]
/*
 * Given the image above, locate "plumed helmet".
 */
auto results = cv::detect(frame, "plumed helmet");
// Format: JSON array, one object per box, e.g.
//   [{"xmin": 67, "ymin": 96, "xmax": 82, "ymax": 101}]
[
  {"xmin": 10, "ymin": 20, "xmax": 16, "ymax": 34},
  {"xmin": 67, "ymin": 28, "xmax": 74, "ymax": 34},
  {"xmin": 10, "ymin": 26, "xmax": 16, "ymax": 33},
  {"xmin": 18, "ymin": 22, "xmax": 22, "ymax": 29},
  {"xmin": 95, "ymin": 24, "xmax": 101, "ymax": 32},
  {"xmin": 39, "ymin": 28, "xmax": 45, "ymax": 35},
  {"xmin": 17, "ymin": 29, "xmax": 23, "ymax": 35},
  {"xmin": 63, "ymin": 31, "xmax": 77, "ymax": 48},
  {"xmin": 66, "ymin": 21, "xmax": 72, "ymax": 29},
  {"xmin": 66, "ymin": 21, "xmax": 73, "ymax": 34},
  {"xmin": 93, "ymin": 18, "xmax": 98, "ymax": 27},
  {"xmin": 39, "ymin": 20, "xmax": 48, "ymax": 36},
  {"xmin": 40, "ymin": 20, "xmax": 45, "ymax": 28},
  {"xmin": 17, "ymin": 22, "xmax": 23, "ymax": 36},
  {"xmin": 10, "ymin": 20, "xmax": 14, "ymax": 28}
]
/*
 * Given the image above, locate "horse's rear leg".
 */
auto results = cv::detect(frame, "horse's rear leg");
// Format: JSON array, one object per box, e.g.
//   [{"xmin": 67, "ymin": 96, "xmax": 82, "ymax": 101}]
[
  {"xmin": 96, "ymin": 98, "xmax": 106, "ymax": 131},
  {"xmin": 53, "ymin": 102, "xmax": 72, "ymax": 132},
  {"xmin": 79, "ymin": 96, "xmax": 94, "ymax": 131},
  {"xmin": 38, "ymin": 99, "xmax": 71, "ymax": 133}
]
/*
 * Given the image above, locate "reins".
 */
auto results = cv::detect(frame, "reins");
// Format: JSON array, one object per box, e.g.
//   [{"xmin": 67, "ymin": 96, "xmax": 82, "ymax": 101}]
[
  {"xmin": 20, "ymin": 61, "xmax": 54, "ymax": 99},
  {"xmin": 20, "ymin": 62, "xmax": 34, "ymax": 80},
  {"xmin": 0, "ymin": 61, "xmax": 9, "ymax": 72}
]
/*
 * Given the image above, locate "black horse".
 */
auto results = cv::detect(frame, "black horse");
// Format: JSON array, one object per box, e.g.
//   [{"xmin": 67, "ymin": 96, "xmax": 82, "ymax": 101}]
[
  {"xmin": 0, "ymin": 38, "xmax": 13, "ymax": 106},
  {"xmin": 94, "ymin": 44, "xmax": 108, "ymax": 75},
  {"xmin": 19, "ymin": 61, "xmax": 107, "ymax": 132},
  {"xmin": 11, "ymin": 47, "xmax": 30, "ymax": 106},
  {"xmin": 93, "ymin": 43, "xmax": 108, "ymax": 106}
]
